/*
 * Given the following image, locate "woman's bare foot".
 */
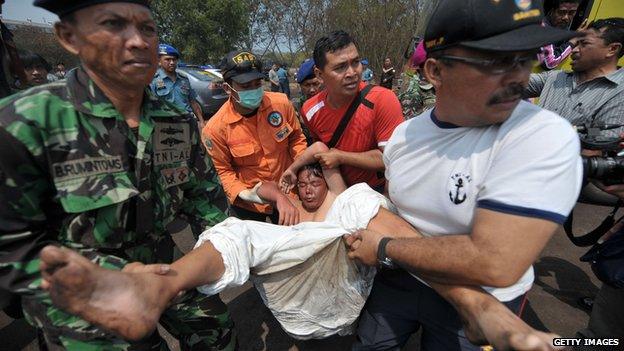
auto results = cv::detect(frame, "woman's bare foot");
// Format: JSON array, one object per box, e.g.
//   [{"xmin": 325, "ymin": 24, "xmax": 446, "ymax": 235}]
[
  {"xmin": 459, "ymin": 297, "xmax": 563, "ymax": 351},
  {"xmin": 40, "ymin": 245, "xmax": 177, "ymax": 341}
]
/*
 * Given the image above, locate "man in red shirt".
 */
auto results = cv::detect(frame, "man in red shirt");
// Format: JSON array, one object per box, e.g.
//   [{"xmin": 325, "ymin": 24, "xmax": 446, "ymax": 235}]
[{"xmin": 299, "ymin": 31, "xmax": 404, "ymax": 192}]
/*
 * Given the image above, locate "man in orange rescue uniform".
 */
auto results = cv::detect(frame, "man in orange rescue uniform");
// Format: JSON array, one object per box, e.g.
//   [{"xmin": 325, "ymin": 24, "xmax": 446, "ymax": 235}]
[{"xmin": 203, "ymin": 50, "xmax": 307, "ymax": 225}]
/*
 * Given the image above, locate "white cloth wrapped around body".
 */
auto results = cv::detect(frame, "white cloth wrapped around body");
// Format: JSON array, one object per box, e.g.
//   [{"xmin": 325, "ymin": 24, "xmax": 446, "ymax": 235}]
[{"xmin": 194, "ymin": 183, "xmax": 395, "ymax": 339}]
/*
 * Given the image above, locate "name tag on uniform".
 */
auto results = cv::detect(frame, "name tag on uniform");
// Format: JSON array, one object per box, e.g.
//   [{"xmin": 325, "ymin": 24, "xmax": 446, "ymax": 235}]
[
  {"xmin": 273, "ymin": 123, "xmax": 292, "ymax": 142},
  {"xmin": 154, "ymin": 123, "xmax": 192, "ymax": 165},
  {"xmin": 161, "ymin": 165, "xmax": 190, "ymax": 188},
  {"xmin": 52, "ymin": 156, "xmax": 124, "ymax": 182}
]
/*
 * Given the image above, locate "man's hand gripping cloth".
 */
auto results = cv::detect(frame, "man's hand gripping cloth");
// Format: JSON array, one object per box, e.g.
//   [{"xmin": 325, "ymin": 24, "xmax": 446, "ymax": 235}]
[{"xmin": 194, "ymin": 183, "xmax": 395, "ymax": 339}]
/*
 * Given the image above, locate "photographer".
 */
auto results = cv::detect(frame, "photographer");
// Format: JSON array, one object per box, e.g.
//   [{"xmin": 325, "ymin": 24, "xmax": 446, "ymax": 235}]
[
  {"xmin": 525, "ymin": 18, "xmax": 624, "ymax": 204},
  {"xmin": 575, "ymin": 180, "xmax": 624, "ymax": 342},
  {"xmin": 524, "ymin": 18, "xmax": 624, "ymax": 140}
]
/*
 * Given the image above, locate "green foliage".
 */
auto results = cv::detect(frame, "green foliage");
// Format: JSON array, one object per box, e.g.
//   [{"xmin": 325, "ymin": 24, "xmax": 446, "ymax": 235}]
[{"xmin": 152, "ymin": 0, "xmax": 250, "ymax": 65}]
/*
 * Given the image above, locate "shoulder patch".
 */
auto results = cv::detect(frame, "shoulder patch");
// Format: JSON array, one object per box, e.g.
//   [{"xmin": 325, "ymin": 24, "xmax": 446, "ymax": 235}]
[
  {"xmin": 203, "ymin": 135, "xmax": 213, "ymax": 151},
  {"xmin": 267, "ymin": 111, "xmax": 283, "ymax": 127}
]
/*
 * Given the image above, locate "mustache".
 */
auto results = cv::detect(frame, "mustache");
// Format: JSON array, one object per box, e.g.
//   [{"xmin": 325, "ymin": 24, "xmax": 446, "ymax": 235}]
[{"xmin": 487, "ymin": 84, "xmax": 525, "ymax": 105}]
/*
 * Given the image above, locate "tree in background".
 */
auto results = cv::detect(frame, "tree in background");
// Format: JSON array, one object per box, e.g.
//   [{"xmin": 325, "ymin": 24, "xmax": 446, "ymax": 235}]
[
  {"xmin": 11, "ymin": 24, "xmax": 80, "ymax": 70},
  {"xmin": 247, "ymin": 0, "xmax": 437, "ymax": 75},
  {"xmin": 152, "ymin": 0, "xmax": 250, "ymax": 65}
]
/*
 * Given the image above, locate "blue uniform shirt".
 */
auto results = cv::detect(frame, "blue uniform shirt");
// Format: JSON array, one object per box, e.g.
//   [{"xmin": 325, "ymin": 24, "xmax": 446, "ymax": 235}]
[
  {"xmin": 362, "ymin": 68, "xmax": 373, "ymax": 83},
  {"xmin": 150, "ymin": 68, "xmax": 197, "ymax": 113},
  {"xmin": 277, "ymin": 67, "xmax": 288, "ymax": 82}
]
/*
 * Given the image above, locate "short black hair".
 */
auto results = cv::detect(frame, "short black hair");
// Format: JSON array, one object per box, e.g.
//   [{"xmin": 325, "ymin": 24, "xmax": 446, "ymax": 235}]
[
  {"xmin": 313, "ymin": 30, "xmax": 357, "ymax": 70},
  {"xmin": 554, "ymin": 0, "xmax": 579, "ymax": 6},
  {"xmin": 297, "ymin": 163, "xmax": 324, "ymax": 179},
  {"xmin": 589, "ymin": 18, "xmax": 624, "ymax": 58},
  {"xmin": 18, "ymin": 51, "xmax": 51, "ymax": 71}
]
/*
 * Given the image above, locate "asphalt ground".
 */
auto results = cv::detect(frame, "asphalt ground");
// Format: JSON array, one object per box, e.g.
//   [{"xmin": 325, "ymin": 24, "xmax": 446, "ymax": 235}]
[{"xmin": 0, "ymin": 201, "xmax": 614, "ymax": 351}]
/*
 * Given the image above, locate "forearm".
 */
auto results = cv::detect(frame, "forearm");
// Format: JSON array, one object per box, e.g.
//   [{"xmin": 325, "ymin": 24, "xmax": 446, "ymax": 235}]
[
  {"xmin": 289, "ymin": 141, "xmax": 329, "ymax": 172},
  {"xmin": 256, "ymin": 182, "xmax": 287, "ymax": 203},
  {"xmin": 338, "ymin": 149, "xmax": 384, "ymax": 171},
  {"xmin": 386, "ymin": 236, "xmax": 505, "ymax": 286},
  {"xmin": 191, "ymin": 101, "xmax": 205, "ymax": 124},
  {"xmin": 426, "ymin": 281, "xmax": 493, "ymax": 322},
  {"xmin": 366, "ymin": 210, "xmax": 490, "ymax": 286}
]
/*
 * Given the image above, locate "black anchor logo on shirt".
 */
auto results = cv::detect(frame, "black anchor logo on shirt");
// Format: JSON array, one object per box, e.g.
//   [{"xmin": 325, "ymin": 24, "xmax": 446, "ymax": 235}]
[{"xmin": 449, "ymin": 173, "xmax": 471, "ymax": 205}]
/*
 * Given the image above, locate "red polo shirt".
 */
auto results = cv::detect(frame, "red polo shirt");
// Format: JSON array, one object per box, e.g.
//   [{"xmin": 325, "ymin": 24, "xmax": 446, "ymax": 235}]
[{"xmin": 301, "ymin": 83, "xmax": 404, "ymax": 188}]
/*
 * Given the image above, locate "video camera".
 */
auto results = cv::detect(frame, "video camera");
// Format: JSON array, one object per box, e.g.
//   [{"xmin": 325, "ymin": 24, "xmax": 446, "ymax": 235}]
[{"xmin": 578, "ymin": 123, "xmax": 624, "ymax": 185}]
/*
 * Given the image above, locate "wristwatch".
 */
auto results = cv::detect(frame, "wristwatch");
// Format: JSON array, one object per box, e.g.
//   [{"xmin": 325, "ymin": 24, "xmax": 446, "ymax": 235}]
[{"xmin": 377, "ymin": 237, "xmax": 397, "ymax": 269}]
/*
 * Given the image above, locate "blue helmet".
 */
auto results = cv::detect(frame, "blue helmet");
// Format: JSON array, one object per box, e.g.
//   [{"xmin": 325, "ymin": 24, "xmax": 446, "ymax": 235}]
[
  {"xmin": 296, "ymin": 59, "xmax": 316, "ymax": 84},
  {"xmin": 158, "ymin": 44, "xmax": 180, "ymax": 58}
]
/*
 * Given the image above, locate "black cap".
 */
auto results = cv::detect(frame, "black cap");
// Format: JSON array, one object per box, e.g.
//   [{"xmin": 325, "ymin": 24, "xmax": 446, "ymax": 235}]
[
  {"xmin": 220, "ymin": 50, "xmax": 264, "ymax": 84},
  {"xmin": 34, "ymin": 0, "xmax": 150, "ymax": 18},
  {"xmin": 424, "ymin": 0, "xmax": 577, "ymax": 52}
]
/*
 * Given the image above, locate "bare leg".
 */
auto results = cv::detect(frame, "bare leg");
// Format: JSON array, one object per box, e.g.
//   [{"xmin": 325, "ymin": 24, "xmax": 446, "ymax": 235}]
[{"xmin": 40, "ymin": 242, "xmax": 225, "ymax": 341}]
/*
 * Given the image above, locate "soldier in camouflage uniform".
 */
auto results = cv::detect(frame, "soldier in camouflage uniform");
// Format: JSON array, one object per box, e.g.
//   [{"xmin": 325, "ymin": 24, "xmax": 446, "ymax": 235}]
[
  {"xmin": 398, "ymin": 71, "xmax": 436, "ymax": 119},
  {"xmin": 398, "ymin": 40, "xmax": 436, "ymax": 120},
  {"xmin": 0, "ymin": 1, "xmax": 234, "ymax": 350}
]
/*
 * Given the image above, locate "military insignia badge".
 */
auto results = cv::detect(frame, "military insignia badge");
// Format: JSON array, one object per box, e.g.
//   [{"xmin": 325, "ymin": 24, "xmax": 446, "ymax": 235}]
[
  {"xmin": 203, "ymin": 136, "xmax": 213, "ymax": 151},
  {"xmin": 154, "ymin": 123, "xmax": 191, "ymax": 165},
  {"xmin": 267, "ymin": 111, "xmax": 283, "ymax": 127},
  {"xmin": 161, "ymin": 166, "xmax": 190, "ymax": 188},
  {"xmin": 232, "ymin": 52, "xmax": 256, "ymax": 64},
  {"xmin": 156, "ymin": 80, "xmax": 166, "ymax": 89}
]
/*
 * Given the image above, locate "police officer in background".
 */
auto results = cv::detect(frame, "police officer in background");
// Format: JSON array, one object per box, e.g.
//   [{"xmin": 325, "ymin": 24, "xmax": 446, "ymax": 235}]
[
  {"xmin": 361, "ymin": 58, "xmax": 374, "ymax": 84},
  {"xmin": 293, "ymin": 58, "xmax": 321, "ymax": 144},
  {"xmin": 294, "ymin": 58, "xmax": 321, "ymax": 113},
  {"xmin": 0, "ymin": 1, "xmax": 234, "ymax": 349},
  {"xmin": 151, "ymin": 44, "xmax": 206, "ymax": 126}
]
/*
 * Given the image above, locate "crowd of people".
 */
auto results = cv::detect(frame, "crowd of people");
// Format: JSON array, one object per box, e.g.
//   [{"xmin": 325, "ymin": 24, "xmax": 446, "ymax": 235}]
[{"xmin": 0, "ymin": 0, "xmax": 623, "ymax": 350}]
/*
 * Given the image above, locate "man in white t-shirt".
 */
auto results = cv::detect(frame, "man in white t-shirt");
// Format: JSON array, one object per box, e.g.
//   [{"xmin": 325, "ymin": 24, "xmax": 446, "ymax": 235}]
[{"xmin": 346, "ymin": 0, "xmax": 583, "ymax": 350}]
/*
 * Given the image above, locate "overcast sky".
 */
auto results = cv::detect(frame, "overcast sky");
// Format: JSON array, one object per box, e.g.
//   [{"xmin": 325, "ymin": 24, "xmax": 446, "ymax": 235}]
[{"xmin": 2, "ymin": 0, "xmax": 58, "ymax": 24}]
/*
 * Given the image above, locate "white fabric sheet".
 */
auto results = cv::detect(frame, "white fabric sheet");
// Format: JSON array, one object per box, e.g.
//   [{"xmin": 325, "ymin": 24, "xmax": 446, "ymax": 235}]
[{"xmin": 194, "ymin": 183, "xmax": 395, "ymax": 339}]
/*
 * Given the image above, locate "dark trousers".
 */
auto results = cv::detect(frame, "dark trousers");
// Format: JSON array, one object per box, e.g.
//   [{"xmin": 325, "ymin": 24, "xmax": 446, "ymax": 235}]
[
  {"xmin": 353, "ymin": 269, "xmax": 526, "ymax": 351},
  {"xmin": 577, "ymin": 284, "xmax": 624, "ymax": 342},
  {"xmin": 279, "ymin": 81, "xmax": 290, "ymax": 98},
  {"xmin": 227, "ymin": 204, "xmax": 279, "ymax": 224}
]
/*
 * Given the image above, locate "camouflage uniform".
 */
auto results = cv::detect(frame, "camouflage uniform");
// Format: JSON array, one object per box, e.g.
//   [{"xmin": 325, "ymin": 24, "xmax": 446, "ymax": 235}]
[
  {"xmin": 293, "ymin": 95, "xmax": 313, "ymax": 145},
  {"xmin": 398, "ymin": 72, "xmax": 436, "ymax": 120},
  {"xmin": 0, "ymin": 67, "xmax": 235, "ymax": 350}
]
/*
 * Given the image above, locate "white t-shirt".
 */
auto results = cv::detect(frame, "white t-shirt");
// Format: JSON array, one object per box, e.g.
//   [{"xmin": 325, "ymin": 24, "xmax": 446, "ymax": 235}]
[{"xmin": 383, "ymin": 100, "xmax": 583, "ymax": 301}]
